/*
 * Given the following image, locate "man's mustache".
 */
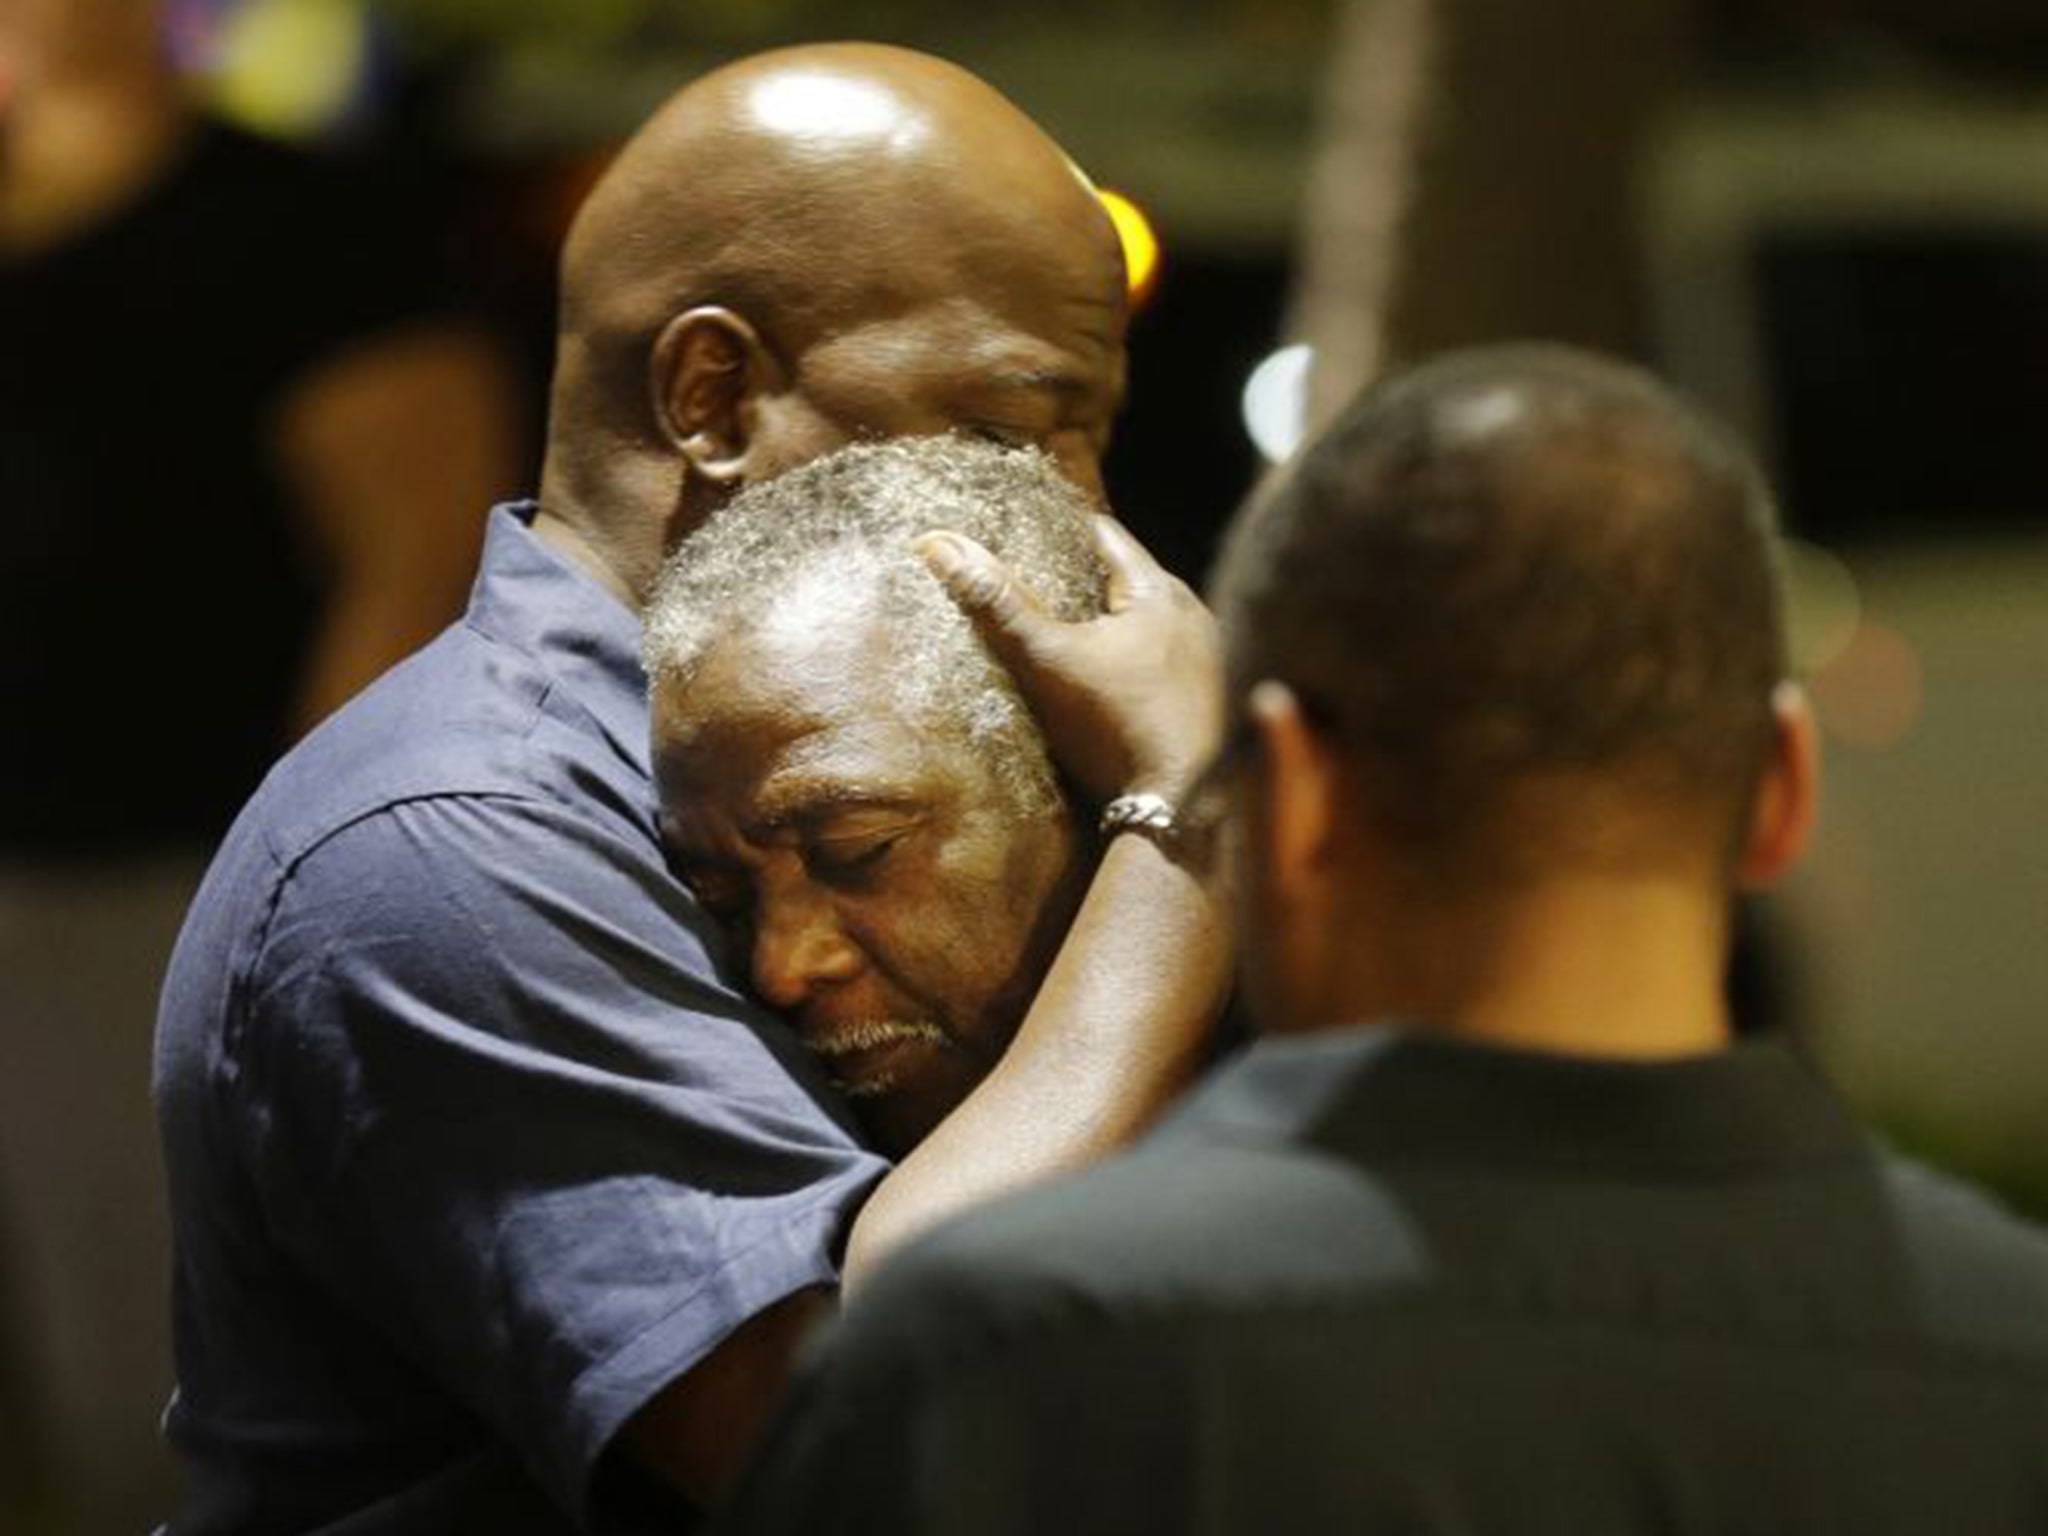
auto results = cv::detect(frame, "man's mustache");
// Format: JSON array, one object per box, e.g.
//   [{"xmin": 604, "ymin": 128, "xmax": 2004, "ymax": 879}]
[{"xmin": 802, "ymin": 1018, "xmax": 950, "ymax": 1097}]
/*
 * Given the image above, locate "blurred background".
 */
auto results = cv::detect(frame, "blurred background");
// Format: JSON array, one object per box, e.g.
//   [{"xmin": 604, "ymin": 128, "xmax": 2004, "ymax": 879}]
[{"xmin": 3, "ymin": 0, "xmax": 2045, "ymax": 1528}]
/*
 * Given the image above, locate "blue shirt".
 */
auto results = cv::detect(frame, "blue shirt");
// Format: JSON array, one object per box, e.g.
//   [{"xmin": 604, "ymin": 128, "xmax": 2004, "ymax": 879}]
[{"xmin": 153, "ymin": 504, "xmax": 889, "ymax": 1533}]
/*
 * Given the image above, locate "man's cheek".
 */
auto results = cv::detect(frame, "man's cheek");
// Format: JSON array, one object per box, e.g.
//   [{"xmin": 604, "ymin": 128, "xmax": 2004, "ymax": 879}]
[{"xmin": 888, "ymin": 923, "xmax": 989, "ymax": 1032}]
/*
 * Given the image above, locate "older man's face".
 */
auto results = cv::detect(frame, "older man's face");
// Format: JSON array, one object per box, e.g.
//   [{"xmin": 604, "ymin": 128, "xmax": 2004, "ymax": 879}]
[{"xmin": 651, "ymin": 602, "xmax": 1086, "ymax": 1155}]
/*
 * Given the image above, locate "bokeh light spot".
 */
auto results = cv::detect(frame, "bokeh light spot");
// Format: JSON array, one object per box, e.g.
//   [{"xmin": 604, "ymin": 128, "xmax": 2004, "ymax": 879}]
[
  {"xmin": 1097, "ymin": 188, "xmax": 1160, "ymax": 305},
  {"xmin": 1809, "ymin": 620, "xmax": 1924, "ymax": 751},
  {"xmin": 207, "ymin": 0, "xmax": 368, "ymax": 138},
  {"xmin": 1781, "ymin": 537, "xmax": 1862, "ymax": 675},
  {"xmin": 1242, "ymin": 343, "xmax": 1315, "ymax": 463}
]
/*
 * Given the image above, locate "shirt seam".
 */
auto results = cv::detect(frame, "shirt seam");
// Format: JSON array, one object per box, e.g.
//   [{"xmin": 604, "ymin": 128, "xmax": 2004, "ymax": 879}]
[{"xmin": 238, "ymin": 786, "xmax": 554, "ymax": 1005}]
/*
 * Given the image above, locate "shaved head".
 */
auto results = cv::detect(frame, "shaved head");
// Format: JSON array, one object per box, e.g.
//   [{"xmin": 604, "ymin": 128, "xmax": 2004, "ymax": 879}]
[
  {"xmin": 557, "ymin": 44, "xmax": 1110, "ymax": 365},
  {"xmin": 537, "ymin": 44, "xmax": 1128, "ymax": 603}
]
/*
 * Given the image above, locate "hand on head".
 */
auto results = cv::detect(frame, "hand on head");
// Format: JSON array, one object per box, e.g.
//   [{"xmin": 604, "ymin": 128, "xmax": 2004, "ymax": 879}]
[{"xmin": 915, "ymin": 516, "xmax": 1224, "ymax": 810}]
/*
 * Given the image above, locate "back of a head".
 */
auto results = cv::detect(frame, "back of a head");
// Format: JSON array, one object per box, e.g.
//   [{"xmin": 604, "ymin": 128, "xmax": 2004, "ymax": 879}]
[
  {"xmin": 644, "ymin": 435, "xmax": 1107, "ymax": 812},
  {"xmin": 1212, "ymin": 343, "xmax": 1787, "ymax": 883}
]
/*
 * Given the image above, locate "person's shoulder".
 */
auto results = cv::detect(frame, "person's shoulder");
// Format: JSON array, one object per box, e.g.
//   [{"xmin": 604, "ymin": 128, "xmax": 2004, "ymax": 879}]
[
  {"xmin": 158, "ymin": 611, "xmax": 752, "ymax": 1109},
  {"xmin": 1878, "ymin": 1151, "xmax": 2048, "ymax": 1367},
  {"xmin": 845, "ymin": 1130, "xmax": 1428, "ymax": 1363},
  {"xmin": 173, "ymin": 604, "xmax": 646, "ymax": 976},
  {"xmin": 239, "ymin": 619, "xmax": 576, "ymax": 860}
]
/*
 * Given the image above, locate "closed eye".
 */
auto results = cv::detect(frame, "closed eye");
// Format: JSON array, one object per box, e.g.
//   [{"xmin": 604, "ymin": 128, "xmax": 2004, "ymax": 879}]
[
  {"xmin": 967, "ymin": 423, "xmax": 1037, "ymax": 450},
  {"xmin": 805, "ymin": 831, "xmax": 905, "ymax": 883}
]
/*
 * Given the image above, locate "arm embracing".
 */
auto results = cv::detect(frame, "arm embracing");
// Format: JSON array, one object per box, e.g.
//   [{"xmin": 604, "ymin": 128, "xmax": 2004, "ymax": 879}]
[
  {"xmin": 840, "ymin": 517, "xmax": 1233, "ymax": 1285},
  {"xmin": 235, "ymin": 794, "xmax": 886, "ymax": 1519}
]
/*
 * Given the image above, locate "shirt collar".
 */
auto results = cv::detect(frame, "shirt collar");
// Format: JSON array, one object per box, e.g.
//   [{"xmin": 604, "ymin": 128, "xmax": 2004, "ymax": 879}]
[
  {"xmin": 463, "ymin": 501, "xmax": 650, "ymax": 771},
  {"xmin": 1161, "ymin": 1024, "xmax": 1865, "ymax": 1178}
]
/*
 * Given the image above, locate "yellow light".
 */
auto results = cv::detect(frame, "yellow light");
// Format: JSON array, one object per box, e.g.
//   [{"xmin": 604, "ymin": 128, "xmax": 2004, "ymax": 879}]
[
  {"xmin": 1097, "ymin": 188, "xmax": 1161, "ymax": 304},
  {"xmin": 207, "ymin": 0, "xmax": 368, "ymax": 140}
]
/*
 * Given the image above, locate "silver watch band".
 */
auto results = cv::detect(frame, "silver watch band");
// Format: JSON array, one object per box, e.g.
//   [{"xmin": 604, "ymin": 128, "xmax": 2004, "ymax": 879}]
[{"xmin": 1097, "ymin": 791, "xmax": 1179, "ymax": 841}]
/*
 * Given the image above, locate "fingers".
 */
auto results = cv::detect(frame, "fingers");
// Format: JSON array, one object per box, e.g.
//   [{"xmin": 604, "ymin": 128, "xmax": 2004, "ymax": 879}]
[
  {"xmin": 914, "ymin": 532, "xmax": 1052, "ymax": 666},
  {"xmin": 918, "ymin": 517, "xmax": 1179, "ymax": 638},
  {"xmin": 1090, "ymin": 515, "xmax": 1165, "ymax": 612}
]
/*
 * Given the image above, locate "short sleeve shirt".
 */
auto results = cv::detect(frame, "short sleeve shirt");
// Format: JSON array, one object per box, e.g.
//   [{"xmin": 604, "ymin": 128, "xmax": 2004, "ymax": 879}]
[{"xmin": 153, "ymin": 504, "xmax": 889, "ymax": 1533}]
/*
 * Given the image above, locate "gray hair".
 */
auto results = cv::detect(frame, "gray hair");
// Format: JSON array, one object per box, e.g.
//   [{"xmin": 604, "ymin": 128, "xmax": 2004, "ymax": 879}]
[{"xmin": 643, "ymin": 436, "xmax": 1108, "ymax": 812}]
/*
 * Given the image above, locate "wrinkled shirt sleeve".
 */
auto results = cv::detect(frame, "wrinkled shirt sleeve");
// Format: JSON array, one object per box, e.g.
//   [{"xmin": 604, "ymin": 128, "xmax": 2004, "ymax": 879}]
[{"xmin": 228, "ymin": 790, "xmax": 888, "ymax": 1521}]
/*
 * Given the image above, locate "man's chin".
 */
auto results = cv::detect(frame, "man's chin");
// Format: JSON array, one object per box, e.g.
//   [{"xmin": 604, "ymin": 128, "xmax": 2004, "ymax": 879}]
[{"xmin": 837, "ymin": 1047, "xmax": 987, "ymax": 1158}]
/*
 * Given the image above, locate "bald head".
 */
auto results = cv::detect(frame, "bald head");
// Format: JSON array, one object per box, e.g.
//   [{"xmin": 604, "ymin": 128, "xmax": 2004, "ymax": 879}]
[
  {"xmin": 559, "ymin": 45, "xmax": 1110, "ymax": 362},
  {"xmin": 538, "ymin": 45, "xmax": 1128, "ymax": 602},
  {"xmin": 1213, "ymin": 344, "xmax": 1788, "ymax": 880}
]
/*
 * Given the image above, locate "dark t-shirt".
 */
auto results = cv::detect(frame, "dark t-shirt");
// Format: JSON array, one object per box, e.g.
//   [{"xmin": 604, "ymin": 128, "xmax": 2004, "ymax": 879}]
[
  {"xmin": 718, "ymin": 1028, "xmax": 2048, "ymax": 1535},
  {"xmin": 0, "ymin": 120, "xmax": 451, "ymax": 855},
  {"xmin": 154, "ymin": 506, "xmax": 890, "ymax": 1533}
]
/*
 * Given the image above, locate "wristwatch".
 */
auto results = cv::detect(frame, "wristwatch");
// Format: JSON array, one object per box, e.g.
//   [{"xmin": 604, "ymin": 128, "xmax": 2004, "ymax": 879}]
[{"xmin": 1098, "ymin": 791, "xmax": 1181, "ymax": 843}]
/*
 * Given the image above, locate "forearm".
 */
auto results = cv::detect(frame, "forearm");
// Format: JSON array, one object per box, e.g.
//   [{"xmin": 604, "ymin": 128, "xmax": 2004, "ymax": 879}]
[{"xmin": 842, "ymin": 829, "xmax": 1229, "ymax": 1287}]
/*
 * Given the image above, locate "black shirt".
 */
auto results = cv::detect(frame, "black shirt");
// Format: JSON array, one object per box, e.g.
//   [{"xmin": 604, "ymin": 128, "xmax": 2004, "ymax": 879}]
[
  {"xmin": 717, "ymin": 1027, "xmax": 2048, "ymax": 1535},
  {"xmin": 0, "ymin": 121, "xmax": 448, "ymax": 856}
]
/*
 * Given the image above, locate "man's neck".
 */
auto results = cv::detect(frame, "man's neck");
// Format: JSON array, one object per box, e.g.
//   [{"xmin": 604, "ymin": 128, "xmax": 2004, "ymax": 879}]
[
  {"xmin": 1307, "ymin": 869, "xmax": 1735, "ymax": 1060},
  {"xmin": 533, "ymin": 425, "xmax": 703, "ymax": 612},
  {"xmin": 530, "ymin": 503, "xmax": 642, "ymax": 610}
]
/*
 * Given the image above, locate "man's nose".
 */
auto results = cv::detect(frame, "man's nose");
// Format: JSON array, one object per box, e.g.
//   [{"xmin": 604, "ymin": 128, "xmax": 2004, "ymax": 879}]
[{"xmin": 750, "ymin": 891, "xmax": 863, "ymax": 1011}]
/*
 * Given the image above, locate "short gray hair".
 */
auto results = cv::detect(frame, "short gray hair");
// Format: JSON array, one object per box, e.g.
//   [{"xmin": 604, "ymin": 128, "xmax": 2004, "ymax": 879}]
[{"xmin": 643, "ymin": 436, "xmax": 1108, "ymax": 812}]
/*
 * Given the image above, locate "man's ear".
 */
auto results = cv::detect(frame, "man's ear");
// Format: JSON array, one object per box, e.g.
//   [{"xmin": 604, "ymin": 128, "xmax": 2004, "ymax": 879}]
[
  {"xmin": 1247, "ymin": 681, "xmax": 1344, "ymax": 898},
  {"xmin": 649, "ymin": 307, "xmax": 774, "ymax": 486},
  {"xmin": 1737, "ymin": 681, "xmax": 1821, "ymax": 889}
]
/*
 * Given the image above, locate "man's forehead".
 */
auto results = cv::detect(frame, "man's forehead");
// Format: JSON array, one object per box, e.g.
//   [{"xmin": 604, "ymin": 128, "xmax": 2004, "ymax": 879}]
[
  {"xmin": 896, "ymin": 182, "xmax": 1125, "ymax": 343},
  {"xmin": 659, "ymin": 587, "xmax": 896, "ymax": 744},
  {"xmin": 750, "ymin": 730, "xmax": 939, "ymax": 830},
  {"xmin": 861, "ymin": 288, "xmax": 1125, "ymax": 397},
  {"xmin": 990, "ymin": 253, "xmax": 1129, "ymax": 363},
  {"xmin": 661, "ymin": 671, "xmax": 953, "ymax": 844}
]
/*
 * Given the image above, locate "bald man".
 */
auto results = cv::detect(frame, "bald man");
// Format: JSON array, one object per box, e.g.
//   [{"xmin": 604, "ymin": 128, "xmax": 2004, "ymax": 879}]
[{"xmin": 153, "ymin": 45, "xmax": 1226, "ymax": 1534}]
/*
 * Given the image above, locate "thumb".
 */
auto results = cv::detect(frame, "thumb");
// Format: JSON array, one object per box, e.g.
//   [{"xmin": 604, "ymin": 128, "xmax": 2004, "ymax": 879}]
[
  {"xmin": 1089, "ymin": 514, "xmax": 1165, "ymax": 612},
  {"xmin": 914, "ymin": 532, "xmax": 1054, "ymax": 662}
]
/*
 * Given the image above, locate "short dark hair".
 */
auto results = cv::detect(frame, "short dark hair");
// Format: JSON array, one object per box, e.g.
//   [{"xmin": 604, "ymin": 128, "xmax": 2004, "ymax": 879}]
[{"xmin": 1210, "ymin": 343, "xmax": 1786, "ymax": 875}]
